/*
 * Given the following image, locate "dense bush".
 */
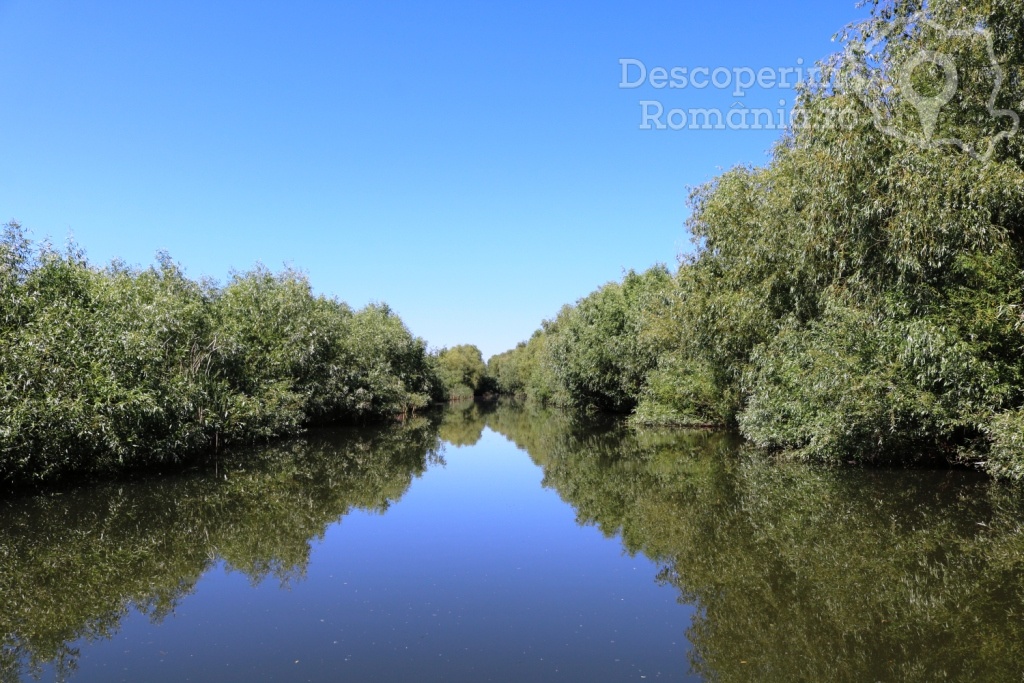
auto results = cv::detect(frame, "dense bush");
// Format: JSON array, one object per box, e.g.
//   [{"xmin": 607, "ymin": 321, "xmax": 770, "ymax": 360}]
[
  {"xmin": 487, "ymin": 267, "xmax": 672, "ymax": 412},
  {"xmin": 434, "ymin": 344, "xmax": 488, "ymax": 401},
  {"xmin": 0, "ymin": 224, "xmax": 443, "ymax": 484},
  {"xmin": 487, "ymin": 326, "xmax": 564, "ymax": 405},
  {"xmin": 490, "ymin": 0, "xmax": 1024, "ymax": 478},
  {"xmin": 545, "ymin": 267, "xmax": 673, "ymax": 413}
]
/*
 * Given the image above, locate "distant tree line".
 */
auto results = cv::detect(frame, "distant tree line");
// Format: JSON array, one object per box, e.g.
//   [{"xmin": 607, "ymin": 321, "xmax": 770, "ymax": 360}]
[
  {"xmin": 434, "ymin": 343, "xmax": 492, "ymax": 401},
  {"xmin": 488, "ymin": 0, "xmax": 1024, "ymax": 479},
  {"xmin": 0, "ymin": 225, "xmax": 452, "ymax": 485}
]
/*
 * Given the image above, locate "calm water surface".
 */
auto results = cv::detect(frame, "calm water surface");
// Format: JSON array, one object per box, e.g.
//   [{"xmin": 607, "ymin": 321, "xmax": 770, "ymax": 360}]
[{"xmin": 1, "ymin": 402, "xmax": 1022, "ymax": 682}]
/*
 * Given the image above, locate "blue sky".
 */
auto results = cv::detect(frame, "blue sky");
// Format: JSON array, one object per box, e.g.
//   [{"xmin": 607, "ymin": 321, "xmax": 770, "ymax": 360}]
[{"xmin": 0, "ymin": 1, "xmax": 870, "ymax": 359}]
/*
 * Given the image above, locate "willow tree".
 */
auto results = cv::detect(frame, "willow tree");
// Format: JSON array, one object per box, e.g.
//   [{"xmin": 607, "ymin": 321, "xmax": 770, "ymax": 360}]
[
  {"xmin": 436, "ymin": 344, "xmax": 488, "ymax": 400},
  {"xmin": 498, "ymin": 0, "xmax": 1024, "ymax": 477},
  {"xmin": 0, "ymin": 229, "xmax": 445, "ymax": 485},
  {"xmin": 670, "ymin": 0, "xmax": 1024, "ymax": 472}
]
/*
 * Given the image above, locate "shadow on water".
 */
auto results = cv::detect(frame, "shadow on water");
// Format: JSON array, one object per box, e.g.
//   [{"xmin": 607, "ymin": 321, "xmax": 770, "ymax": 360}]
[{"xmin": 2, "ymin": 401, "xmax": 1023, "ymax": 681}]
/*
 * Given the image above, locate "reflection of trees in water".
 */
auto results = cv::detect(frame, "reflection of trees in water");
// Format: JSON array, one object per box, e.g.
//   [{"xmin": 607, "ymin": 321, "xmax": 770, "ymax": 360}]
[
  {"xmin": 3, "ymin": 402, "xmax": 1023, "ymax": 682},
  {"xmin": 437, "ymin": 401, "xmax": 491, "ymax": 447},
  {"xmin": 485, "ymin": 402, "xmax": 1024, "ymax": 683},
  {"xmin": 0, "ymin": 418, "xmax": 442, "ymax": 681}
]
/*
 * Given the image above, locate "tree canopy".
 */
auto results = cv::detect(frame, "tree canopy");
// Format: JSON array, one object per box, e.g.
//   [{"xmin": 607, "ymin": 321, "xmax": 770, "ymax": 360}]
[
  {"xmin": 0, "ymin": 225, "xmax": 446, "ymax": 485},
  {"xmin": 489, "ymin": 0, "xmax": 1024, "ymax": 479},
  {"xmin": 435, "ymin": 344, "xmax": 489, "ymax": 401}
]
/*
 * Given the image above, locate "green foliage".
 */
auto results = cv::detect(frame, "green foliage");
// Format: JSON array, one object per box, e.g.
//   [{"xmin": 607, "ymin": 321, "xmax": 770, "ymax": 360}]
[
  {"xmin": 487, "ymin": 326, "xmax": 564, "ymax": 405},
  {"xmin": 546, "ymin": 267, "xmax": 674, "ymax": 413},
  {"xmin": 0, "ymin": 230, "xmax": 443, "ymax": 485},
  {"xmin": 488, "ymin": 267, "xmax": 672, "ymax": 413},
  {"xmin": 435, "ymin": 344, "xmax": 488, "ymax": 401},
  {"xmin": 343, "ymin": 303, "xmax": 444, "ymax": 416},
  {"xmin": 986, "ymin": 408, "xmax": 1024, "ymax": 480},
  {"xmin": 493, "ymin": 1, "xmax": 1024, "ymax": 477}
]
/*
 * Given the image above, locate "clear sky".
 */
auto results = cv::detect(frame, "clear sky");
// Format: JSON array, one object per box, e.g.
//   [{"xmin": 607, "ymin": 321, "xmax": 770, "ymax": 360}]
[{"xmin": 0, "ymin": 1, "xmax": 870, "ymax": 359}]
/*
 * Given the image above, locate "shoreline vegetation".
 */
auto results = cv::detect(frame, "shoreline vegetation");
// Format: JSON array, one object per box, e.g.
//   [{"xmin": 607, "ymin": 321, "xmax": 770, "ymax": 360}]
[
  {"xmin": 3, "ymin": 1, "xmax": 1024, "ymax": 485},
  {"xmin": 6, "ymin": 402, "xmax": 1021, "ymax": 681},
  {"xmin": 487, "ymin": 0, "xmax": 1024, "ymax": 481},
  {"xmin": 0, "ymin": 224, "xmax": 490, "ymax": 488}
]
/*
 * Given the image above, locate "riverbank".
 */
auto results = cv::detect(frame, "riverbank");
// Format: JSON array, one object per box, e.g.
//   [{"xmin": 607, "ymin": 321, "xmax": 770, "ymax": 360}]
[{"xmin": 0, "ymin": 223, "xmax": 446, "ymax": 486}]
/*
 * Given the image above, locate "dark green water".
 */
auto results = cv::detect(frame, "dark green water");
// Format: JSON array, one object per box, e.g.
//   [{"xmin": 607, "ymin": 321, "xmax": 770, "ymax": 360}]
[{"xmin": 1, "ymin": 402, "xmax": 1022, "ymax": 682}]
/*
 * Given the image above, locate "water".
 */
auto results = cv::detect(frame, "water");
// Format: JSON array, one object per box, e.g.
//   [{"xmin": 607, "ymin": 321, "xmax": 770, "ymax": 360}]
[{"xmin": 1, "ymin": 401, "xmax": 1022, "ymax": 682}]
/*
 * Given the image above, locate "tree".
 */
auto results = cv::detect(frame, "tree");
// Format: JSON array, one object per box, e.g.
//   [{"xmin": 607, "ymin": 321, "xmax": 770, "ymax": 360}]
[{"xmin": 436, "ymin": 344, "xmax": 487, "ymax": 400}]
